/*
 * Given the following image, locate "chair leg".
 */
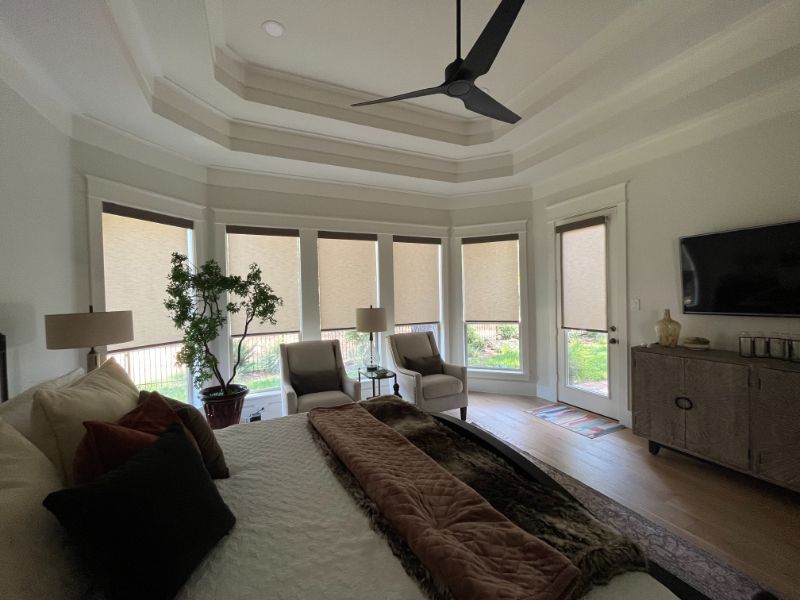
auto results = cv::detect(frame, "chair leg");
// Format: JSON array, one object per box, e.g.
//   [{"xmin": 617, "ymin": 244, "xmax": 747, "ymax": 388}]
[{"xmin": 460, "ymin": 406, "xmax": 467, "ymax": 421}]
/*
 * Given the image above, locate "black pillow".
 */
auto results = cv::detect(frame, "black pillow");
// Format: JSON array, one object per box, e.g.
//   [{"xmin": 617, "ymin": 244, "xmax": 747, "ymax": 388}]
[
  {"xmin": 43, "ymin": 423, "xmax": 236, "ymax": 600},
  {"xmin": 291, "ymin": 369, "xmax": 342, "ymax": 396},
  {"xmin": 405, "ymin": 354, "xmax": 444, "ymax": 376}
]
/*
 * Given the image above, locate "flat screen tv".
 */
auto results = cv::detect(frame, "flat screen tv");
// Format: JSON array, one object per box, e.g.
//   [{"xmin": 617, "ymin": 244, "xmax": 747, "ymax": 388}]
[{"xmin": 680, "ymin": 220, "xmax": 800, "ymax": 317}]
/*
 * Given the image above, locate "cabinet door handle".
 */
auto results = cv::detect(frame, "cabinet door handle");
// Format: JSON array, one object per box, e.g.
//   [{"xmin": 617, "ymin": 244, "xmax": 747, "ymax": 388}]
[{"xmin": 674, "ymin": 396, "xmax": 693, "ymax": 410}]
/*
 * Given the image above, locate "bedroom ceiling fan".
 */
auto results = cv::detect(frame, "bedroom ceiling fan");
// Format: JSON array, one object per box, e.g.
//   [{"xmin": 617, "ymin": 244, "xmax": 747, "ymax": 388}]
[{"xmin": 352, "ymin": 0, "xmax": 525, "ymax": 124}]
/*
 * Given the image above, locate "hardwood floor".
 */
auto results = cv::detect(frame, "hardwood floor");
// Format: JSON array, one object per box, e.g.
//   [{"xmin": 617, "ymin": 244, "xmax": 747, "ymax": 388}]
[{"xmin": 444, "ymin": 392, "xmax": 800, "ymax": 599}]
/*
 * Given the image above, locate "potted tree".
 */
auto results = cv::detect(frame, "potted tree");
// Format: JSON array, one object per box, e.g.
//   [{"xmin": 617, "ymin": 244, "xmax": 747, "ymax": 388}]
[{"xmin": 165, "ymin": 253, "xmax": 281, "ymax": 428}]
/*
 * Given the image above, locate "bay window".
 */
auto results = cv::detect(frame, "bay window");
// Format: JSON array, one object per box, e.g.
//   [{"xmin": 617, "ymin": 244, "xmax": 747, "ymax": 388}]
[
  {"xmin": 226, "ymin": 226, "xmax": 301, "ymax": 393},
  {"xmin": 393, "ymin": 236, "xmax": 442, "ymax": 347},
  {"xmin": 102, "ymin": 203, "xmax": 193, "ymax": 401},
  {"xmin": 461, "ymin": 234, "xmax": 521, "ymax": 371},
  {"xmin": 317, "ymin": 232, "xmax": 377, "ymax": 375}
]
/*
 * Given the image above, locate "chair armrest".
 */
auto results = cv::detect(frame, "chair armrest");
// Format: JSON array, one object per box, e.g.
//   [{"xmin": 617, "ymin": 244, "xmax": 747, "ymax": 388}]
[
  {"xmin": 341, "ymin": 372, "xmax": 361, "ymax": 402},
  {"xmin": 282, "ymin": 383, "xmax": 298, "ymax": 415},
  {"xmin": 443, "ymin": 362, "xmax": 467, "ymax": 383},
  {"xmin": 394, "ymin": 366, "xmax": 423, "ymax": 403}
]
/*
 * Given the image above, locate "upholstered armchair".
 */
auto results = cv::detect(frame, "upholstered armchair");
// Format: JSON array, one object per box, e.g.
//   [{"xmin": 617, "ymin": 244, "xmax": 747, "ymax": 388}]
[
  {"xmin": 279, "ymin": 340, "xmax": 360, "ymax": 415},
  {"xmin": 387, "ymin": 332, "xmax": 468, "ymax": 420}
]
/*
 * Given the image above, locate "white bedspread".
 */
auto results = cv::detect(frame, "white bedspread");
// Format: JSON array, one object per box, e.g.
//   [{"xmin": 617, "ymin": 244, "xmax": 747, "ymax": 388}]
[{"xmin": 177, "ymin": 414, "xmax": 676, "ymax": 600}]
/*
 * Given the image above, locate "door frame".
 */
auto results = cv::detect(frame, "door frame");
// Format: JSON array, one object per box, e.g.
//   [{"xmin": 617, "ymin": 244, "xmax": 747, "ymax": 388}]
[{"xmin": 545, "ymin": 183, "xmax": 630, "ymax": 426}]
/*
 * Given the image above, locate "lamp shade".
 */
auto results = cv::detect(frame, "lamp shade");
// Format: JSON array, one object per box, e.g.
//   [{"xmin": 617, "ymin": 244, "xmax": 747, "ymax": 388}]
[
  {"xmin": 355, "ymin": 307, "xmax": 387, "ymax": 333},
  {"xmin": 45, "ymin": 311, "xmax": 134, "ymax": 349}
]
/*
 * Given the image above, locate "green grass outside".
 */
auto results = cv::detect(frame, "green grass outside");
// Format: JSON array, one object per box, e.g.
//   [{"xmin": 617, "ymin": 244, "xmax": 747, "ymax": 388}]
[
  {"xmin": 567, "ymin": 330, "xmax": 608, "ymax": 384},
  {"xmin": 466, "ymin": 323, "xmax": 521, "ymax": 370}
]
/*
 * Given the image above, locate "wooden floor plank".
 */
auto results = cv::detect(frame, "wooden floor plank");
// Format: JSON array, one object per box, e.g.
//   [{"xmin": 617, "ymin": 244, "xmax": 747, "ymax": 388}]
[{"xmin": 446, "ymin": 392, "xmax": 800, "ymax": 599}]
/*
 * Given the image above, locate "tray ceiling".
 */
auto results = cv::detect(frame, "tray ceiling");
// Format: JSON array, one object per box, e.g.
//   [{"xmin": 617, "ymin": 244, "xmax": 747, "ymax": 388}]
[{"xmin": 1, "ymin": 0, "xmax": 799, "ymax": 199}]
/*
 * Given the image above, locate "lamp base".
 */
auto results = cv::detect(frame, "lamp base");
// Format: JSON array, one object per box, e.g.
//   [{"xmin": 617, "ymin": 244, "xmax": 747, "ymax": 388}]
[
  {"xmin": 366, "ymin": 364, "xmax": 379, "ymax": 372},
  {"xmin": 86, "ymin": 347, "xmax": 99, "ymax": 371}
]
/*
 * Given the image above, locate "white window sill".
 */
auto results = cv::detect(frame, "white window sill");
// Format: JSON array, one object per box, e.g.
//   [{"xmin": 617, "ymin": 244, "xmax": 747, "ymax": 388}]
[{"xmin": 467, "ymin": 368, "xmax": 529, "ymax": 381}]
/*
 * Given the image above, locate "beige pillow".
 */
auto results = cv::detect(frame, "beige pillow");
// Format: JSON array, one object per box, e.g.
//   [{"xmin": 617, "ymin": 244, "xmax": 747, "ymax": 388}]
[
  {"xmin": 0, "ymin": 368, "xmax": 85, "ymax": 440},
  {"xmin": 30, "ymin": 358, "xmax": 139, "ymax": 485},
  {"xmin": 0, "ymin": 417, "xmax": 91, "ymax": 600}
]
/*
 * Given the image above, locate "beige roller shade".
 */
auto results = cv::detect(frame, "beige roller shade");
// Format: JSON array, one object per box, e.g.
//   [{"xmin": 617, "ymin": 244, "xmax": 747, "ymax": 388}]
[
  {"xmin": 560, "ymin": 221, "xmax": 607, "ymax": 331},
  {"xmin": 227, "ymin": 232, "xmax": 301, "ymax": 335},
  {"xmin": 102, "ymin": 212, "xmax": 189, "ymax": 350},
  {"xmin": 462, "ymin": 236, "xmax": 520, "ymax": 322},
  {"xmin": 393, "ymin": 241, "xmax": 440, "ymax": 325},
  {"xmin": 318, "ymin": 237, "xmax": 377, "ymax": 330}
]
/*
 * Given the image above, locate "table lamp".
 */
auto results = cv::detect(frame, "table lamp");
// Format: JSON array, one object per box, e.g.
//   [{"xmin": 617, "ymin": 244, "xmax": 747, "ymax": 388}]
[
  {"xmin": 356, "ymin": 305, "xmax": 386, "ymax": 372},
  {"xmin": 45, "ymin": 306, "xmax": 134, "ymax": 371}
]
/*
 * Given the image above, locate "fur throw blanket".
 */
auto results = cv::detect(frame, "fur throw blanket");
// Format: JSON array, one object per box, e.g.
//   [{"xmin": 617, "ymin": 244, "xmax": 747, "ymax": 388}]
[{"xmin": 310, "ymin": 396, "xmax": 646, "ymax": 599}]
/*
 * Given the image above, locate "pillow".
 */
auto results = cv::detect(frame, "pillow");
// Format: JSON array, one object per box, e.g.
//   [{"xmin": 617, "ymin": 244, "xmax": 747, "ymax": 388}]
[
  {"xmin": 143, "ymin": 391, "xmax": 230, "ymax": 479},
  {"xmin": 290, "ymin": 369, "xmax": 342, "ymax": 396},
  {"xmin": 118, "ymin": 390, "xmax": 185, "ymax": 435},
  {"xmin": 73, "ymin": 422, "xmax": 158, "ymax": 485},
  {"xmin": 0, "ymin": 417, "xmax": 91, "ymax": 600},
  {"xmin": 44, "ymin": 424, "xmax": 236, "ymax": 600},
  {"xmin": 73, "ymin": 393, "xmax": 198, "ymax": 484},
  {"xmin": 30, "ymin": 358, "xmax": 139, "ymax": 485},
  {"xmin": 0, "ymin": 368, "xmax": 85, "ymax": 440},
  {"xmin": 405, "ymin": 354, "xmax": 444, "ymax": 376}
]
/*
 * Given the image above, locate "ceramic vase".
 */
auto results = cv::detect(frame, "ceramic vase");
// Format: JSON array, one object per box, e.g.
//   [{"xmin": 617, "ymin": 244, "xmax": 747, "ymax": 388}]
[{"xmin": 655, "ymin": 309, "xmax": 681, "ymax": 348}]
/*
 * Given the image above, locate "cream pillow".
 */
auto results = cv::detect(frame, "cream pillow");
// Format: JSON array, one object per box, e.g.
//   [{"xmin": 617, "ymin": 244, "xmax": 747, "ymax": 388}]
[
  {"xmin": 0, "ymin": 417, "xmax": 91, "ymax": 600},
  {"xmin": 30, "ymin": 358, "xmax": 139, "ymax": 485},
  {"xmin": 0, "ymin": 368, "xmax": 85, "ymax": 440}
]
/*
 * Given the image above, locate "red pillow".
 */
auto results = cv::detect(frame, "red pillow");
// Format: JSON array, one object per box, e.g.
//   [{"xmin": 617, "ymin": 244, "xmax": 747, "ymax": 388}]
[
  {"xmin": 73, "ymin": 393, "xmax": 195, "ymax": 485},
  {"xmin": 118, "ymin": 392, "xmax": 185, "ymax": 434},
  {"xmin": 73, "ymin": 422, "xmax": 158, "ymax": 485}
]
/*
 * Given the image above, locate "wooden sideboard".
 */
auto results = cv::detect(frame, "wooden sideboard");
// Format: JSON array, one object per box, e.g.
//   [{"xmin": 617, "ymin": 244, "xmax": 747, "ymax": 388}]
[{"xmin": 631, "ymin": 345, "xmax": 800, "ymax": 492}]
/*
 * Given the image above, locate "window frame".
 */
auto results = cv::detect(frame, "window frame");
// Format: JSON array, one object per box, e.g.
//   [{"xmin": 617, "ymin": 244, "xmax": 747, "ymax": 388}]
[
  {"xmin": 225, "ymin": 225, "xmax": 303, "ymax": 395},
  {"xmin": 456, "ymin": 228, "xmax": 529, "ymax": 379},
  {"xmin": 392, "ymin": 235, "xmax": 444, "ymax": 352},
  {"xmin": 93, "ymin": 198, "xmax": 199, "ymax": 404}
]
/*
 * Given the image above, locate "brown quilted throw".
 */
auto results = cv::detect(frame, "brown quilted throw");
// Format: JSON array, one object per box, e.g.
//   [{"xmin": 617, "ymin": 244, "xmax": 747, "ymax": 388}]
[{"xmin": 308, "ymin": 402, "xmax": 580, "ymax": 600}]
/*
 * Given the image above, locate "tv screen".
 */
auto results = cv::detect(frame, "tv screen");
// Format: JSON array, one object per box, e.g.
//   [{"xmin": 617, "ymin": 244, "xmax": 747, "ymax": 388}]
[{"xmin": 680, "ymin": 221, "xmax": 800, "ymax": 317}]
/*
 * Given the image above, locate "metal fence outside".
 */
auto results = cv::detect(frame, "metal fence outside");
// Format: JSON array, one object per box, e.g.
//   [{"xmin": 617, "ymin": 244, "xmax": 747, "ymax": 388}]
[
  {"xmin": 465, "ymin": 321, "xmax": 521, "ymax": 370},
  {"xmin": 109, "ymin": 342, "xmax": 189, "ymax": 402}
]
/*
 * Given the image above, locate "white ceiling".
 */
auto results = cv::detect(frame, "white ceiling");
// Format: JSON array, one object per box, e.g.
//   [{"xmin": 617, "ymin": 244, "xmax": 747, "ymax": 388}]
[
  {"xmin": 1, "ymin": 0, "xmax": 799, "ymax": 200},
  {"xmin": 220, "ymin": 0, "xmax": 637, "ymax": 117}
]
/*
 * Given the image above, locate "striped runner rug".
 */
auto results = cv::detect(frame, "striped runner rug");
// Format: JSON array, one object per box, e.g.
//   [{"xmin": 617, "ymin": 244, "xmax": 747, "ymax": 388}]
[{"xmin": 525, "ymin": 403, "xmax": 625, "ymax": 439}]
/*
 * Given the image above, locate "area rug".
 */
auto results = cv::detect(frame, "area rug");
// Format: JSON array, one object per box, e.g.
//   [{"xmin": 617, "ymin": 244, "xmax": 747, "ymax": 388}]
[
  {"xmin": 525, "ymin": 403, "xmax": 625, "ymax": 438},
  {"xmin": 470, "ymin": 421, "xmax": 770, "ymax": 600}
]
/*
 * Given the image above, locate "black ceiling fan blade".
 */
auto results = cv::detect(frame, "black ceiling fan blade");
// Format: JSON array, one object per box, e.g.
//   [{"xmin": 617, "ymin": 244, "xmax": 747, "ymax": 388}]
[
  {"xmin": 351, "ymin": 86, "xmax": 446, "ymax": 107},
  {"xmin": 461, "ymin": 0, "xmax": 525, "ymax": 79},
  {"xmin": 461, "ymin": 87, "xmax": 520, "ymax": 123}
]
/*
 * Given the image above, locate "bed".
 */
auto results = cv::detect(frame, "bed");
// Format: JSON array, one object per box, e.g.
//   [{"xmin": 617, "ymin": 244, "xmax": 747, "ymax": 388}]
[
  {"xmin": 0, "ymin": 354, "xmax": 681, "ymax": 599},
  {"xmin": 179, "ymin": 408, "xmax": 678, "ymax": 600}
]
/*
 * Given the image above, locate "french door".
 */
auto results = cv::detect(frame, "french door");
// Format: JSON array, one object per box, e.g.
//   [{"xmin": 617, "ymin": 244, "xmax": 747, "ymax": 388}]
[{"xmin": 555, "ymin": 212, "xmax": 621, "ymax": 419}]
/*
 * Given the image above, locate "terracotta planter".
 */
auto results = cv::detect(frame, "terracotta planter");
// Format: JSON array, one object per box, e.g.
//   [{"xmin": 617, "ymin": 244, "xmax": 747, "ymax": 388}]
[{"xmin": 200, "ymin": 384, "xmax": 248, "ymax": 430}]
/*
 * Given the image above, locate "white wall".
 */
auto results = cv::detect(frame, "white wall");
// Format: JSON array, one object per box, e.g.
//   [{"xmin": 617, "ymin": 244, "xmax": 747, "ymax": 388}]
[
  {"xmin": 533, "ymin": 110, "xmax": 800, "ymax": 404},
  {"xmin": 0, "ymin": 79, "xmax": 86, "ymax": 394}
]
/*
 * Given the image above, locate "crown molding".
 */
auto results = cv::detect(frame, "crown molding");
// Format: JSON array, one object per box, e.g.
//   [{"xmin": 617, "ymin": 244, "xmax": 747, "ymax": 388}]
[
  {"xmin": 104, "ymin": 0, "xmax": 800, "ymax": 184},
  {"xmin": 214, "ymin": 47, "xmax": 493, "ymax": 147},
  {"xmin": 211, "ymin": 206, "xmax": 450, "ymax": 238},
  {"xmin": 528, "ymin": 74, "xmax": 800, "ymax": 201},
  {"xmin": 514, "ymin": 0, "xmax": 800, "ymax": 171},
  {"xmin": 150, "ymin": 76, "xmax": 516, "ymax": 183},
  {"xmin": 86, "ymin": 175, "xmax": 207, "ymax": 221},
  {"xmin": 205, "ymin": 0, "xmax": 679, "ymax": 147},
  {"xmin": 71, "ymin": 114, "xmax": 530, "ymax": 211},
  {"xmin": 451, "ymin": 220, "xmax": 528, "ymax": 238},
  {"xmin": 72, "ymin": 115, "xmax": 208, "ymax": 184}
]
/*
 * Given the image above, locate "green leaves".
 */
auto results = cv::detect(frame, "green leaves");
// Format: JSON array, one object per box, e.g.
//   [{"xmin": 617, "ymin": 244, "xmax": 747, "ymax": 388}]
[{"xmin": 164, "ymin": 253, "xmax": 282, "ymax": 392}]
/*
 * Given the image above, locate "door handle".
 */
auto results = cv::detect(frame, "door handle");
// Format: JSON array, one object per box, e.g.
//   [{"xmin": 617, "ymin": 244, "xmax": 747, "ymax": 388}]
[
  {"xmin": 609, "ymin": 338, "xmax": 619, "ymax": 344},
  {"xmin": 609, "ymin": 325, "xmax": 617, "ymax": 332}
]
